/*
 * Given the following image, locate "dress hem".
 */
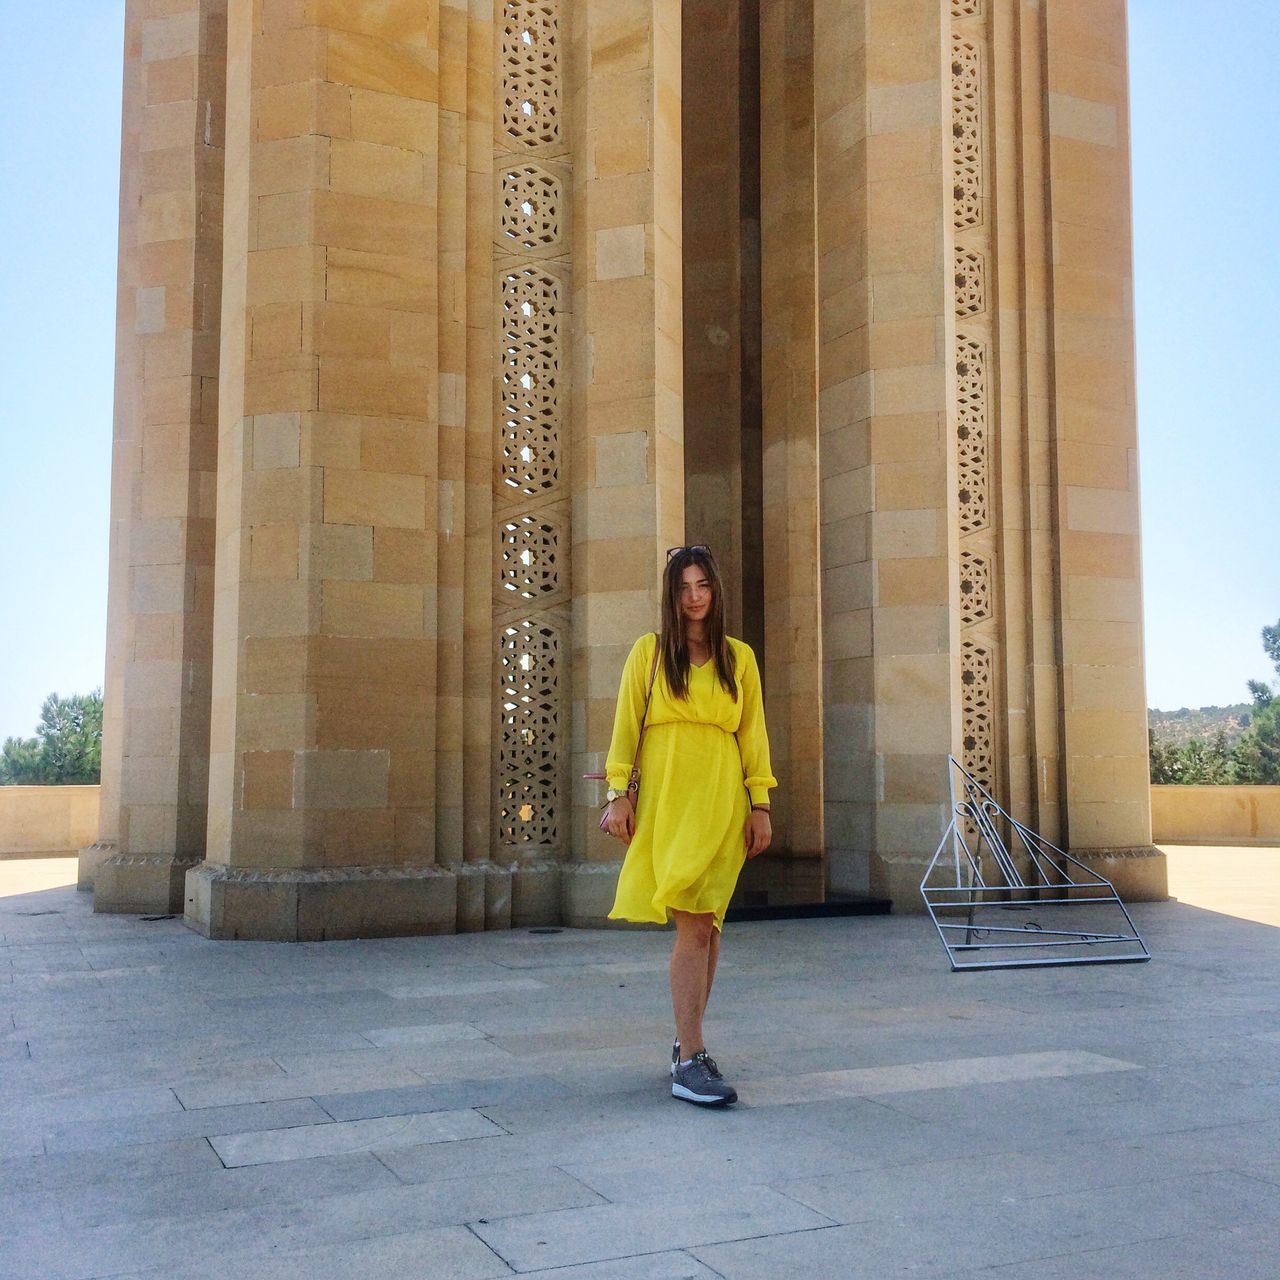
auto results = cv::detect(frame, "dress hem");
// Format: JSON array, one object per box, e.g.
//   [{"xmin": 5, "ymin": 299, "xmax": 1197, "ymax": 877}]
[{"xmin": 607, "ymin": 905, "xmax": 727, "ymax": 931}]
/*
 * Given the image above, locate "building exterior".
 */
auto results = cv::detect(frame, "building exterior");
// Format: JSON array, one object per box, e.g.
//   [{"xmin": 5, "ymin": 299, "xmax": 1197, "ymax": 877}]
[{"xmin": 80, "ymin": 0, "xmax": 1164, "ymax": 940}]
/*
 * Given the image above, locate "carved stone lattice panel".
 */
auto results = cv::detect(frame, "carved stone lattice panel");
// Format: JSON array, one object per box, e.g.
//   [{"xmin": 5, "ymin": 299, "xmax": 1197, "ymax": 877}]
[
  {"xmin": 492, "ymin": 0, "xmax": 569, "ymax": 865},
  {"xmin": 500, "ymin": 1, "xmax": 561, "ymax": 151},
  {"xmin": 955, "ymin": 247, "xmax": 985, "ymax": 317},
  {"xmin": 956, "ymin": 334, "xmax": 989, "ymax": 535},
  {"xmin": 951, "ymin": 36, "xmax": 982, "ymax": 231},
  {"xmin": 497, "ymin": 618, "xmax": 561, "ymax": 845},
  {"xmin": 952, "ymin": 0, "xmax": 983, "ymax": 17},
  {"xmin": 960, "ymin": 637, "xmax": 996, "ymax": 793},
  {"xmin": 499, "ymin": 266, "xmax": 562, "ymax": 496},
  {"xmin": 959, "ymin": 549, "xmax": 991, "ymax": 626},
  {"xmin": 498, "ymin": 512, "xmax": 561, "ymax": 604},
  {"xmin": 499, "ymin": 163, "xmax": 564, "ymax": 254}
]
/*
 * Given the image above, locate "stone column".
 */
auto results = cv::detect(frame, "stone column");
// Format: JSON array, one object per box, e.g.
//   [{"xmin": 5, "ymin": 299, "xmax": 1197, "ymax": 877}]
[
  {"xmin": 81, "ymin": 0, "xmax": 144, "ymax": 894},
  {"xmin": 814, "ymin": 0, "xmax": 957, "ymax": 905},
  {"xmin": 1043, "ymin": 0, "xmax": 1162, "ymax": 897},
  {"xmin": 753, "ymin": 0, "xmax": 826, "ymax": 903},
  {"xmin": 459, "ymin": 2, "xmax": 497, "ymax": 929},
  {"xmin": 980, "ymin": 0, "xmax": 1071, "ymax": 847},
  {"xmin": 186, "ymin": 0, "xmax": 465, "ymax": 939},
  {"xmin": 680, "ymin": 0, "xmax": 747, "ymax": 637},
  {"xmin": 93, "ymin": 0, "xmax": 226, "ymax": 914},
  {"xmin": 566, "ymin": 0, "xmax": 685, "ymax": 924}
]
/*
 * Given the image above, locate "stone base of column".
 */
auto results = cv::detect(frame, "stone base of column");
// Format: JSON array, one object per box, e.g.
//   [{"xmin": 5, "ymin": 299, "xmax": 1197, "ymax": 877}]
[
  {"xmin": 828, "ymin": 847, "xmax": 872, "ymax": 899},
  {"xmin": 454, "ymin": 862, "xmax": 487, "ymax": 932},
  {"xmin": 77, "ymin": 840, "xmax": 118, "ymax": 892},
  {"xmin": 872, "ymin": 845, "xmax": 1169, "ymax": 914},
  {"xmin": 733, "ymin": 851, "xmax": 825, "ymax": 908},
  {"xmin": 484, "ymin": 863, "xmax": 512, "ymax": 930},
  {"xmin": 94, "ymin": 854, "xmax": 201, "ymax": 914},
  {"xmin": 512, "ymin": 860, "xmax": 561, "ymax": 927},
  {"xmin": 183, "ymin": 863, "xmax": 460, "ymax": 941},
  {"xmin": 870, "ymin": 857, "xmax": 929, "ymax": 913},
  {"xmin": 1072, "ymin": 846, "xmax": 1168, "ymax": 903},
  {"xmin": 560, "ymin": 860, "xmax": 637, "ymax": 928}
]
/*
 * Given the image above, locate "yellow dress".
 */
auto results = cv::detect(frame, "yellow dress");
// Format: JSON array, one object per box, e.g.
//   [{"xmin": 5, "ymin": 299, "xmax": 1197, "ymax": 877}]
[{"xmin": 604, "ymin": 632, "xmax": 777, "ymax": 931}]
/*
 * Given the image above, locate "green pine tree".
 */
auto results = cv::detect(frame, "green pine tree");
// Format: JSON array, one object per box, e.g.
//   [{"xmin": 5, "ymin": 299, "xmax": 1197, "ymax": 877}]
[
  {"xmin": 0, "ymin": 690, "xmax": 103, "ymax": 785},
  {"xmin": 1232, "ymin": 618, "xmax": 1280, "ymax": 784},
  {"xmin": 0, "ymin": 736, "xmax": 48, "ymax": 785}
]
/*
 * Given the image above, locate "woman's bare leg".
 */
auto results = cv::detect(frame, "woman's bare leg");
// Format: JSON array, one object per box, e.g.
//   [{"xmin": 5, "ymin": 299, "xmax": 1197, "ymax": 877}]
[
  {"xmin": 700, "ymin": 924, "xmax": 720, "ymax": 1022},
  {"xmin": 670, "ymin": 910, "xmax": 715, "ymax": 1057}
]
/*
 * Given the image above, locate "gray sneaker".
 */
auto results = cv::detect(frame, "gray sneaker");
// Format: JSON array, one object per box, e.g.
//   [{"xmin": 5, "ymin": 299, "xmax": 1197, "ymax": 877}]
[
  {"xmin": 671, "ymin": 1050, "xmax": 738, "ymax": 1106},
  {"xmin": 671, "ymin": 1039, "xmax": 680, "ymax": 1078}
]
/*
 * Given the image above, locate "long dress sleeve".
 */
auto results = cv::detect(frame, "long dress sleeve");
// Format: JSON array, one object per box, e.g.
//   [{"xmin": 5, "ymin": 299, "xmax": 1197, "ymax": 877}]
[
  {"xmin": 604, "ymin": 633, "xmax": 655, "ymax": 793},
  {"xmin": 735, "ymin": 643, "xmax": 778, "ymax": 806}
]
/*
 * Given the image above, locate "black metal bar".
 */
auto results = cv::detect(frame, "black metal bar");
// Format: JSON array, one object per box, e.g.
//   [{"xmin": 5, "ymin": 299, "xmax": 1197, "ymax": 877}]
[{"xmin": 946, "ymin": 954, "xmax": 1151, "ymax": 972}]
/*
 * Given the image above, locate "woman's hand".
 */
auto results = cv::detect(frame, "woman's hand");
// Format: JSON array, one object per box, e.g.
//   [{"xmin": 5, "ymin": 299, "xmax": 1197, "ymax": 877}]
[
  {"xmin": 605, "ymin": 796, "xmax": 636, "ymax": 844},
  {"xmin": 744, "ymin": 808, "xmax": 772, "ymax": 858}
]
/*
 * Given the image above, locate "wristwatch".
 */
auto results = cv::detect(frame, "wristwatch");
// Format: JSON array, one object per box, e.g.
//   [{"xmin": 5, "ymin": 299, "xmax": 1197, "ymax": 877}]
[{"xmin": 606, "ymin": 788, "xmax": 626, "ymax": 803}]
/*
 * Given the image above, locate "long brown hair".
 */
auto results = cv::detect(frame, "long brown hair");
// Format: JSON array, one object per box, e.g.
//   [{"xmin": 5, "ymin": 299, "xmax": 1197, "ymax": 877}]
[{"xmin": 659, "ymin": 547, "xmax": 738, "ymax": 701}]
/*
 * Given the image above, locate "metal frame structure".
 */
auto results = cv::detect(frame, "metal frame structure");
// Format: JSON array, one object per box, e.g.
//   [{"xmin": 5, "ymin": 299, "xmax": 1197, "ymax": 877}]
[{"xmin": 921, "ymin": 757, "xmax": 1150, "ymax": 972}]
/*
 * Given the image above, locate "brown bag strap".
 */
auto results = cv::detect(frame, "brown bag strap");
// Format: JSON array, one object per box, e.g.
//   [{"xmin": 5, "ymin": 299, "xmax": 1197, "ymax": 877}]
[{"xmin": 626, "ymin": 633, "xmax": 660, "ymax": 794}]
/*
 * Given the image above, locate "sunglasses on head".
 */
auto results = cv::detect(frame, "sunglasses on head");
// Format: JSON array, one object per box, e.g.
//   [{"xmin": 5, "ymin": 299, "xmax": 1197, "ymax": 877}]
[{"xmin": 666, "ymin": 544, "xmax": 711, "ymax": 560}]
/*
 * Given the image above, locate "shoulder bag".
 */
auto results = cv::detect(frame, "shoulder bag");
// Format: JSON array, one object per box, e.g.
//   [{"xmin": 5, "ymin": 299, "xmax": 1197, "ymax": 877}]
[{"xmin": 584, "ymin": 634, "xmax": 660, "ymax": 835}]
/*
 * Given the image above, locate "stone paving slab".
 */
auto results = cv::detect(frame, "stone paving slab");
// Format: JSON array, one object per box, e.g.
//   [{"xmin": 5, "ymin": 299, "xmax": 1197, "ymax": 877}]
[
  {"xmin": 742, "ymin": 1047, "xmax": 1139, "ymax": 1104},
  {"xmin": 116, "ymin": 1224, "xmax": 514, "ymax": 1280},
  {"xmin": 362, "ymin": 1021, "xmax": 488, "ymax": 1046},
  {"xmin": 691, "ymin": 1172, "xmax": 1280, "ymax": 1278},
  {"xmin": 3, "ymin": 860, "xmax": 1280, "ymax": 1278},
  {"xmin": 170, "ymin": 1062, "xmax": 433, "ymax": 1110},
  {"xmin": 950, "ymin": 1221, "xmax": 1278, "ymax": 1280},
  {"xmin": 27, "ymin": 1151, "xmax": 400, "ymax": 1234},
  {"xmin": 0, "ymin": 1138, "xmax": 224, "ymax": 1199},
  {"xmin": 316, "ymin": 1073, "xmax": 573, "ymax": 1122},
  {"xmin": 40, "ymin": 1097, "xmax": 333, "ymax": 1156},
  {"xmin": 0, "ymin": 1123, "xmax": 45, "ymax": 1158},
  {"xmin": 381, "ymin": 977, "xmax": 549, "ymax": 999},
  {"xmin": 0, "ymin": 1167, "xmax": 602, "ymax": 1279},
  {"xmin": 210, "ymin": 1108, "xmax": 504, "ymax": 1167},
  {"xmin": 266, "ymin": 1038, "xmax": 520, "ymax": 1079},
  {"xmin": 472, "ymin": 1184, "xmax": 834, "ymax": 1272},
  {"xmin": 22, "ymin": 1027, "xmax": 384, "ymax": 1059},
  {"xmin": 2, "ymin": 1051, "xmax": 292, "ymax": 1094},
  {"xmin": 506, "ymin": 1253, "xmax": 721, "ymax": 1280}
]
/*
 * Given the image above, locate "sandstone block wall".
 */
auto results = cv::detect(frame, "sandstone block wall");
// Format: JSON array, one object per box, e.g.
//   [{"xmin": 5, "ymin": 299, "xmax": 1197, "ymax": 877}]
[
  {"xmin": 85, "ymin": 0, "xmax": 1160, "ymax": 937},
  {"xmin": 0, "ymin": 788, "xmax": 101, "ymax": 859}
]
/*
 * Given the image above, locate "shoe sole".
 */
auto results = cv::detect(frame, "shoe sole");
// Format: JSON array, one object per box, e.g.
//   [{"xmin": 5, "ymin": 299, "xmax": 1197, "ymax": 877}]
[{"xmin": 671, "ymin": 1082, "xmax": 737, "ymax": 1105}]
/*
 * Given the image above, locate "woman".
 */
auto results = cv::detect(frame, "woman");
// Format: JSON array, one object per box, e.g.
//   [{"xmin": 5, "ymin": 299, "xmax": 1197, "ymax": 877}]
[{"xmin": 601, "ymin": 545, "xmax": 776, "ymax": 1107}]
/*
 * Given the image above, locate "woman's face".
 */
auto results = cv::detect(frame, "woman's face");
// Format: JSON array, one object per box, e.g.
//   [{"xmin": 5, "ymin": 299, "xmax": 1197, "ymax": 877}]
[{"xmin": 678, "ymin": 563, "xmax": 713, "ymax": 625}]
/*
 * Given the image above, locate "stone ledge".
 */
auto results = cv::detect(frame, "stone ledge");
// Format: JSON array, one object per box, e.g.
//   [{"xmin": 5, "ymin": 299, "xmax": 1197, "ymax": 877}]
[
  {"xmin": 184, "ymin": 862, "xmax": 460, "ymax": 942},
  {"xmin": 734, "ymin": 848, "xmax": 826, "ymax": 908},
  {"xmin": 560, "ymin": 860, "xmax": 645, "ymax": 929},
  {"xmin": 77, "ymin": 839, "xmax": 115, "ymax": 891},
  {"xmin": 183, "ymin": 858, "xmax": 572, "ymax": 941},
  {"xmin": 1071, "ymin": 844, "xmax": 1168, "ymax": 902},
  {"xmin": 94, "ymin": 853, "xmax": 201, "ymax": 914},
  {"xmin": 511, "ymin": 859, "xmax": 561, "ymax": 928},
  {"xmin": 193, "ymin": 862, "xmax": 461, "ymax": 885}
]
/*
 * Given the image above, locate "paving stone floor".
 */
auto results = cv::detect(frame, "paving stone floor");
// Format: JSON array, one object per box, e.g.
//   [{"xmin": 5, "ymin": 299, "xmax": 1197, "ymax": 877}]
[{"xmin": 1, "ymin": 860, "xmax": 1279, "ymax": 1278}]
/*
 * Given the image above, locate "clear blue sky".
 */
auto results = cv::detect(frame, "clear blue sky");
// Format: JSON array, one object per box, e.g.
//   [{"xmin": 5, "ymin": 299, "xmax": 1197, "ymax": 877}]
[
  {"xmin": 0, "ymin": 1, "xmax": 1277, "ymax": 744},
  {"xmin": 1130, "ymin": 0, "xmax": 1280, "ymax": 709}
]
